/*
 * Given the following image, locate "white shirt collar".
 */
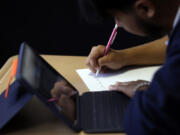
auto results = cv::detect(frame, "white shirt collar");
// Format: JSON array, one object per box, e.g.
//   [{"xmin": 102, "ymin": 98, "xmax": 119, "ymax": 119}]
[
  {"xmin": 173, "ymin": 6, "xmax": 180, "ymax": 29},
  {"xmin": 165, "ymin": 6, "xmax": 180, "ymax": 45}
]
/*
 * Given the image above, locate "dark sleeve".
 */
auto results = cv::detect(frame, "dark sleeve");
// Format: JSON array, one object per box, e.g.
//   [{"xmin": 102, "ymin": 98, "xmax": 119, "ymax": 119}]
[{"xmin": 123, "ymin": 50, "xmax": 180, "ymax": 135}]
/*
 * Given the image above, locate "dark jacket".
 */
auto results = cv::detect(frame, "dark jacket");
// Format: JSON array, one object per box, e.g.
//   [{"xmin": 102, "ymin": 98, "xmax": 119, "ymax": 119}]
[{"xmin": 124, "ymin": 21, "xmax": 180, "ymax": 135}]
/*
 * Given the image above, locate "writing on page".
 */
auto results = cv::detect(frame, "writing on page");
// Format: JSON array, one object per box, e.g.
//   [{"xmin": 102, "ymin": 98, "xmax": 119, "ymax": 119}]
[{"xmin": 76, "ymin": 66, "xmax": 161, "ymax": 91}]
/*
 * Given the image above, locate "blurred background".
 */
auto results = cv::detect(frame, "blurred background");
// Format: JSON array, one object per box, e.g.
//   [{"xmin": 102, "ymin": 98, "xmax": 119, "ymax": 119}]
[{"xmin": 0, "ymin": 0, "xmax": 152, "ymax": 67}]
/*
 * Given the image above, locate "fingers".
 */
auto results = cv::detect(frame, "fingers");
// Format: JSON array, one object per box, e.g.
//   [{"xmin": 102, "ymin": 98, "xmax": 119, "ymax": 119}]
[
  {"xmin": 98, "ymin": 55, "xmax": 110, "ymax": 67},
  {"xmin": 57, "ymin": 94, "xmax": 76, "ymax": 122},
  {"xmin": 51, "ymin": 83, "xmax": 61, "ymax": 98},
  {"xmin": 109, "ymin": 80, "xmax": 149, "ymax": 98},
  {"xmin": 51, "ymin": 80, "xmax": 75, "ymax": 98},
  {"xmin": 86, "ymin": 45, "xmax": 106, "ymax": 73},
  {"xmin": 109, "ymin": 82, "xmax": 133, "ymax": 98},
  {"xmin": 109, "ymin": 82, "xmax": 130, "ymax": 91},
  {"xmin": 86, "ymin": 45, "xmax": 126, "ymax": 73}
]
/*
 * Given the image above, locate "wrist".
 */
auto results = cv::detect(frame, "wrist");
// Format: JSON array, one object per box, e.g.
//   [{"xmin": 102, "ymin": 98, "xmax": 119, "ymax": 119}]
[
  {"xmin": 133, "ymin": 82, "xmax": 151, "ymax": 93},
  {"xmin": 117, "ymin": 49, "xmax": 133, "ymax": 67}
]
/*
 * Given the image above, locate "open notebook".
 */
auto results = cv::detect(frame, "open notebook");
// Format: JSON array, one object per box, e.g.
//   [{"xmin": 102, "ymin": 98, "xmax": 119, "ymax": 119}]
[{"xmin": 76, "ymin": 66, "xmax": 161, "ymax": 91}]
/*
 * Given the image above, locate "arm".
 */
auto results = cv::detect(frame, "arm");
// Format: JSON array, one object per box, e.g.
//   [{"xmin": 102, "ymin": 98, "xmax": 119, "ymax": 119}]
[
  {"xmin": 122, "ymin": 36, "xmax": 168, "ymax": 66},
  {"xmin": 123, "ymin": 51, "xmax": 180, "ymax": 134},
  {"xmin": 86, "ymin": 36, "xmax": 168, "ymax": 73},
  {"xmin": 117, "ymin": 35, "xmax": 180, "ymax": 134}
]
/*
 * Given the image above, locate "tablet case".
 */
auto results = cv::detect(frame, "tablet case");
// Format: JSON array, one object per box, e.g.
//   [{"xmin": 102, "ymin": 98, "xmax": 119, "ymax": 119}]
[
  {"xmin": 16, "ymin": 42, "xmax": 130, "ymax": 133},
  {"xmin": 0, "ymin": 81, "xmax": 33, "ymax": 129},
  {"xmin": 78, "ymin": 91, "xmax": 129, "ymax": 133},
  {"xmin": 0, "ymin": 42, "xmax": 129, "ymax": 133},
  {"xmin": 15, "ymin": 43, "xmax": 81, "ymax": 132}
]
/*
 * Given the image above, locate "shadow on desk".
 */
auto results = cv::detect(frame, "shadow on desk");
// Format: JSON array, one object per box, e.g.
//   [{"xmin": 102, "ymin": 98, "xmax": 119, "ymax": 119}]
[{"xmin": 0, "ymin": 97, "xmax": 77, "ymax": 135}]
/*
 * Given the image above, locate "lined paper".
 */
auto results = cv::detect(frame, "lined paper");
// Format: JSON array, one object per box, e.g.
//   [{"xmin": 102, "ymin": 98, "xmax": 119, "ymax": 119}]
[{"xmin": 76, "ymin": 66, "xmax": 160, "ymax": 91}]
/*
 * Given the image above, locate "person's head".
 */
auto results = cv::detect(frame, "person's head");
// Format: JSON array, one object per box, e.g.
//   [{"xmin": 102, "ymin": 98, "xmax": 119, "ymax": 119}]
[{"xmin": 79, "ymin": 0, "xmax": 180, "ymax": 39}]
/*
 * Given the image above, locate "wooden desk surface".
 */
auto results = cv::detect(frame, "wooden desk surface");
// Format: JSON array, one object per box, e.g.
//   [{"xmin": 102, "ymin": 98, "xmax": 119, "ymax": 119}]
[{"xmin": 0, "ymin": 55, "xmax": 125, "ymax": 135}]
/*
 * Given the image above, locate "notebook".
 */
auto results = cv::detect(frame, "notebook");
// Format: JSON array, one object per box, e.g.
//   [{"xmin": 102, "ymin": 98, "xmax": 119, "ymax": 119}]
[{"xmin": 76, "ymin": 66, "xmax": 160, "ymax": 91}]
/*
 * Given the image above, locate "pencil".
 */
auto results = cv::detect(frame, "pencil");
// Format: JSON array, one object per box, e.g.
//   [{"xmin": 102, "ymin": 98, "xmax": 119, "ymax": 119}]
[{"xmin": 96, "ymin": 24, "xmax": 118, "ymax": 76}]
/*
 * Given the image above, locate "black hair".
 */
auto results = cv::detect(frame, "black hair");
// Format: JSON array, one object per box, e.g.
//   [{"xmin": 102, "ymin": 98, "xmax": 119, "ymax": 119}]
[{"xmin": 78, "ymin": 0, "xmax": 136, "ymax": 23}]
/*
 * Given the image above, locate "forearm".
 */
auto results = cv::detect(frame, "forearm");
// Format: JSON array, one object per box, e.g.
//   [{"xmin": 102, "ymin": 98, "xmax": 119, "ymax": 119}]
[{"xmin": 121, "ymin": 36, "xmax": 168, "ymax": 66}]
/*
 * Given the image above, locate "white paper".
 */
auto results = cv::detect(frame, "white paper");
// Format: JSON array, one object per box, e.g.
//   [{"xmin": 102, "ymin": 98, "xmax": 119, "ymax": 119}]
[{"xmin": 76, "ymin": 66, "xmax": 161, "ymax": 91}]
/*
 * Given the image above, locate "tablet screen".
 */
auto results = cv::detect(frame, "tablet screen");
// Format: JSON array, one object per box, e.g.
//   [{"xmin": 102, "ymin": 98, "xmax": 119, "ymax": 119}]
[{"xmin": 17, "ymin": 43, "xmax": 78, "ymax": 128}]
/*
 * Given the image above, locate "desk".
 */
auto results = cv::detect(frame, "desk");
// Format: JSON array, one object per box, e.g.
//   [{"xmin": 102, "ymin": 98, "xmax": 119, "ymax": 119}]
[{"xmin": 0, "ymin": 55, "xmax": 125, "ymax": 135}]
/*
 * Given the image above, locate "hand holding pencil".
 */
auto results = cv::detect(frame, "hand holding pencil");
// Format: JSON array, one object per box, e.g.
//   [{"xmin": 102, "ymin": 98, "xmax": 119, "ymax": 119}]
[
  {"xmin": 86, "ymin": 24, "xmax": 129, "ymax": 74},
  {"xmin": 50, "ymin": 80, "xmax": 76, "ymax": 122}
]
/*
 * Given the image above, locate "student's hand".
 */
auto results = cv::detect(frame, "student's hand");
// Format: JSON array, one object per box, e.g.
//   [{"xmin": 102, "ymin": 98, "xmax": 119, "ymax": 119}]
[
  {"xmin": 109, "ymin": 80, "xmax": 149, "ymax": 98},
  {"xmin": 50, "ymin": 80, "xmax": 76, "ymax": 123},
  {"xmin": 86, "ymin": 45, "xmax": 127, "ymax": 73}
]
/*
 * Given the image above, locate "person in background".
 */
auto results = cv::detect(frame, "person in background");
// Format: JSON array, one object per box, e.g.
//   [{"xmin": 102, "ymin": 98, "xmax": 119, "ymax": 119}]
[
  {"xmin": 79, "ymin": 0, "xmax": 180, "ymax": 134},
  {"xmin": 51, "ymin": 0, "xmax": 180, "ymax": 134}
]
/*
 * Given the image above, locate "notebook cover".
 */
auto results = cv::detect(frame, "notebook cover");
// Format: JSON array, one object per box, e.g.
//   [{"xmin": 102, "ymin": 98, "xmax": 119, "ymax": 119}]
[
  {"xmin": 0, "ymin": 81, "xmax": 33, "ymax": 129},
  {"xmin": 79, "ymin": 91, "xmax": 130, "ymax": 133}
]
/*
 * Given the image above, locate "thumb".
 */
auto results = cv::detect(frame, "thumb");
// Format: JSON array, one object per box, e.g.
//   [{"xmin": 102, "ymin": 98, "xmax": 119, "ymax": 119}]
[{"xmin": 98, "ymin": 55, "xmax": 110, "ymax": 67}]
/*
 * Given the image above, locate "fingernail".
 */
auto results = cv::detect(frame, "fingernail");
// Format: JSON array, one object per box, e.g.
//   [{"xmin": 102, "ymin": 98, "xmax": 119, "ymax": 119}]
[
  {"xmin": 95, "ymin": 67, "xmax": 99, "ymax": 70},
  {"xmin": 101, "ymin": 70, "xmax": 104, "ymax": 74},
  {"xmin": 73, "ymin": 91, "xmax": 78, "ymax": 95},
  {"xmin": 109, "ymin": 85, "xmax": 114, "ymax": 90},
  {"xmin": 70, "ymin": 91, "xmax": 78, "ymax": 96}
]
